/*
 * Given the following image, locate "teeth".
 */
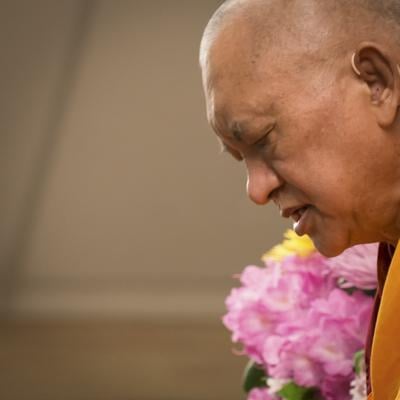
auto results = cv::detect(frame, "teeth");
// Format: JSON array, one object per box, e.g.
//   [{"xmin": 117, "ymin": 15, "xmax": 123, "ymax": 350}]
[
  {"xmin": 292, "ymin": 211, "xmax": 301, "ymax": 222},
  {"xmin": 292, "ymin": 206, "xmax": 307, "ymax": 222},
  {"xmin": 292, "ymin": 206, "xmax": 310, "ymax": 235}
]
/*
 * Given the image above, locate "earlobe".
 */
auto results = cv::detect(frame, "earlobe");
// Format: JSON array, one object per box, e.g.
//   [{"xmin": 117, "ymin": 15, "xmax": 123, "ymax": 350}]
[{"xmin": 351, "ymin": 42, "xmax": 400, "ymax": 128}]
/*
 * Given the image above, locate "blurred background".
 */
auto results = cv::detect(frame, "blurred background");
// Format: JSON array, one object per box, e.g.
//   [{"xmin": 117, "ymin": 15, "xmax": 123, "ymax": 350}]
[{"xmin": 0, "ymin": 1, "xmax": 288, "ymax": 399}]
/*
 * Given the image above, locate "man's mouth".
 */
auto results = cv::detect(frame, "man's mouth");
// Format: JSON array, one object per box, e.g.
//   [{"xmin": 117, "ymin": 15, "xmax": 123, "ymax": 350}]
[
  {"xmin": 281, "ymin": 205, "xmax": 312, "ymax": 236},
  {"xmin": 281, "ymin": 205, "xmax": 310, "ymax": 221}
]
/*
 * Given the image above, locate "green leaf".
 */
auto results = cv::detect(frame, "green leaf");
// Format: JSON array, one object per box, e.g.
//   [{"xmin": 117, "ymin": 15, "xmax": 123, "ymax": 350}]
[
  {"xmin": 353, "ymin": 349, "xmax": 365, "ymax": 375},
  {"xmin": 242, "ymin": 361, "xmax": 267, "ymax": 393},
  {"xmin": 341, "ymin": 286, "xmax": 376, "ymax": 298},
  {"xmin": 277, "ymin": 382, "xmax": 320, "ymax": 400},
  {"xmin": 362, "ymin": 289, "xmax": 377, "ymax": 297},
  {"xmin": 341, "ymin": 286, "xmax": 357, "ymax": 295}
]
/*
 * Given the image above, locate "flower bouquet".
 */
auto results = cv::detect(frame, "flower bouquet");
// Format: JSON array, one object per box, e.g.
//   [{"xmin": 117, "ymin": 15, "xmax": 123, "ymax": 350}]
[{"xmin": 223, "ymin": 231, "xmax": 378, "ymax": 400}]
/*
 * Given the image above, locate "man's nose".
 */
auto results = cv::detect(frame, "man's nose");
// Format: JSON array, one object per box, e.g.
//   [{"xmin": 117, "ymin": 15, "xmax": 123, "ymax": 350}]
[{"xmin": 246, "ymin": 161, "xmax": 281, "ymax": 205}]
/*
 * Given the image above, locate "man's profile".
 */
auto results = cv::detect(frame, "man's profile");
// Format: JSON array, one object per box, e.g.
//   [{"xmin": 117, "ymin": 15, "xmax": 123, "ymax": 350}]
[{"xmin": 199, "ymin": 1, "xmax": 400, "ymax": 398}]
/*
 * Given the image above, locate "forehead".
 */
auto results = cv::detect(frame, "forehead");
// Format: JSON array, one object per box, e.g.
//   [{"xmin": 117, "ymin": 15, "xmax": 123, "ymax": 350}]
[
  {"xmin": 202, "ymin": 16, "xmax": 339, "ymax": 138},
  {"xmin": 207, "ymin": 83, "xmax": 275, "ymax": 136},
  {"xmin": 204, "ymin": 51, "xmax": 292, "ymax": 135},
  {"xmin": 204, "ymin": 31, "xmax": 302, "ymax": 114}
]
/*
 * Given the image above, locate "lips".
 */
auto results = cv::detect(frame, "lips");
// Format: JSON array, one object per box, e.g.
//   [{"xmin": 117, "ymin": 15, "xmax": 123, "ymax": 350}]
[
  {"xmin": 280, "ymin": 205, "xmax": 312, "ymax": 236},
  {"xmin": 281, "ymin": 205, "xmax": 309, "ymax": 221}
]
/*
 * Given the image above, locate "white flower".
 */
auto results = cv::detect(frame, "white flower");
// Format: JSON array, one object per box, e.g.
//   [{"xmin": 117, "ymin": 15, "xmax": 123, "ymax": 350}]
[
  {"xmin": 349, "ymin": 371, "xmax": 367, "ymax": 400},
  {"xmin": 266, "ymin": 377, "xmax": 290, "ymax": 395}
]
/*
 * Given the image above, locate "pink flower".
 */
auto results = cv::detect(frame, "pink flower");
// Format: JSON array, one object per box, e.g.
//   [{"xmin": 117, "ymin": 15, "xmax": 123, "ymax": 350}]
[
  {"xmin": 308, "ymin": 290, "xmax": 372, "ymax": 376},
  {"xmin": 263, "ymin": 333, "xmax": 325, "ymax": 387},
  {"xmin": 325, "ymin": 243, "xmax": 378, "ymax": 290},
  {"xmin": 223, "ymin": 266, "xmax": 282, "ymax": 362},
  {"xmin": 223, "ymin": 242, "xmax": 376, "ymax": 399},
  {"xmin": 247, "ymin": 388, "xmax": 278, "ymax": 400},
  {"xmin": 321, "ymin": 375, "xmax": 352, "ymax": 400},
  {"xmin": 310, "ymin": 290, "xmax": 374, "ymax": 345}
]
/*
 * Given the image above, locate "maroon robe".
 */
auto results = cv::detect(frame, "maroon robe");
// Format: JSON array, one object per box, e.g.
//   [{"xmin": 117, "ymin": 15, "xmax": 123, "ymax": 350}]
[{"xmin": 365, "ymin": 242, "xmax": 396, "ymax": 394}]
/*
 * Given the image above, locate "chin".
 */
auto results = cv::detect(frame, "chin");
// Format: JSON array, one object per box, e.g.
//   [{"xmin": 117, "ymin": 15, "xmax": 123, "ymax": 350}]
[{"xmin": 310, "ymin": 234, "xmax": 349, "ymax": 258}]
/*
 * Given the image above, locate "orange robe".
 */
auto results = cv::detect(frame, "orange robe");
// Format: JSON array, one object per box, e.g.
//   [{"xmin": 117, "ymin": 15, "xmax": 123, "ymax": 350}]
[{"xmin": 368, "ymin": 242, "xmax": 400, "ymax": 399}]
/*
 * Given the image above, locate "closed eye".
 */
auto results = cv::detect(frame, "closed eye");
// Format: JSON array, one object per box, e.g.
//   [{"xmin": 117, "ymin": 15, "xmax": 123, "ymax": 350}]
[
  {"xmin": 253, "ymin": 126, "xmax": 274, "ymax": 149},
  {"xmin": 254, "ymin": 134, "xmax": 268, "ymax": 149}
]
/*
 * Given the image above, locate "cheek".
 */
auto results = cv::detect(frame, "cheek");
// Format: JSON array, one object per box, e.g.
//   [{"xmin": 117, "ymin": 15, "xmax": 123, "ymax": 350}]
[
  {"xmin": 275, "ymin": 142, "xmax": 357, "ymax": 215},
  {"xmin": 274, "ymin": 96, "xmax": 372, "ymax": 207}
]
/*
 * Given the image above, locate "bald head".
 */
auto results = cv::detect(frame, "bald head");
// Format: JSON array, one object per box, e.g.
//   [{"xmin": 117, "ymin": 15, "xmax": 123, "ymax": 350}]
[{"xmin": 200, "ymin": 0, "xmax": 400, "ymax": 78}]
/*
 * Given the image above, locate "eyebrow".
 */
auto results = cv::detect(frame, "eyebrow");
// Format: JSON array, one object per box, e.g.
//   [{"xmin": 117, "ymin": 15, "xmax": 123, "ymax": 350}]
[
  {"xmin": 212, "ymin": 117, "xmax": 245, "ymax": 143},
  {"xmin": 231, "ymin": 121, "xmax": 243, "ymax": 142}
]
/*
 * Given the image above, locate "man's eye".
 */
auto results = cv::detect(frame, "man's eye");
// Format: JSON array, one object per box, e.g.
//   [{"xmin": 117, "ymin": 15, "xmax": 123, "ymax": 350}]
[
  {"xmin": 254, "ymin": 127, "xmax": 274, "ymax": 149},
  {"xmin": 254, "ymin": 134, "xmax": 268, "ymax": 149}
]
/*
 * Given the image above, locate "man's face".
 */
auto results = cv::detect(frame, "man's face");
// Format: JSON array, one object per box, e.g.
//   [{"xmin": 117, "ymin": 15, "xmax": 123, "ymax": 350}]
[{"xmin": 203, "ymin": 43, "xmax": 400, "ymax": 257}]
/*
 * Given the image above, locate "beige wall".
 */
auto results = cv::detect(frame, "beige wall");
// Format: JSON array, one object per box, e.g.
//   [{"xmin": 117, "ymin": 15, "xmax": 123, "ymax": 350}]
[{"xmin": 0, "ymin": 0, "xmax": 289, "ymax": 319}]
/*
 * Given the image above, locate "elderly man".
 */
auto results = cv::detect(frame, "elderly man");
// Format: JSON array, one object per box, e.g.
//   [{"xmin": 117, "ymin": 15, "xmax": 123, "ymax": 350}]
[{"xmin": 200, "ymin": 0, "xmax": 400, "ymax": 399}]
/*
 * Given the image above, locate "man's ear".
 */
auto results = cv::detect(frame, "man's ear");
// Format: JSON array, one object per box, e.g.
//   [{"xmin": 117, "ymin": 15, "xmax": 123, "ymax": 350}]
[{"xmin": 352, "ymin": 42, "xmax": 400, "ymax": 128}]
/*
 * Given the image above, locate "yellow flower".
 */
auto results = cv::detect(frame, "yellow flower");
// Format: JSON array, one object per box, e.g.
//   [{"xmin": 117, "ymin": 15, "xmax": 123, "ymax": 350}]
[{"xmin": 262, "ymin": 230, "xmax": 316, "ymax": 262}]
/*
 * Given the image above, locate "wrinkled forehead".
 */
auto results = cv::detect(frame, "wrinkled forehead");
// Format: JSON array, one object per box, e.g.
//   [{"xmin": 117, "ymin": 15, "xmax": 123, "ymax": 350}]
[
  {"xmin": 205, "ymin": 73, "xmax": 270, "ymax": 133},
  {"xmin": 203, "ymin": 44, "xmax": 296, "ymax": 133}
]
